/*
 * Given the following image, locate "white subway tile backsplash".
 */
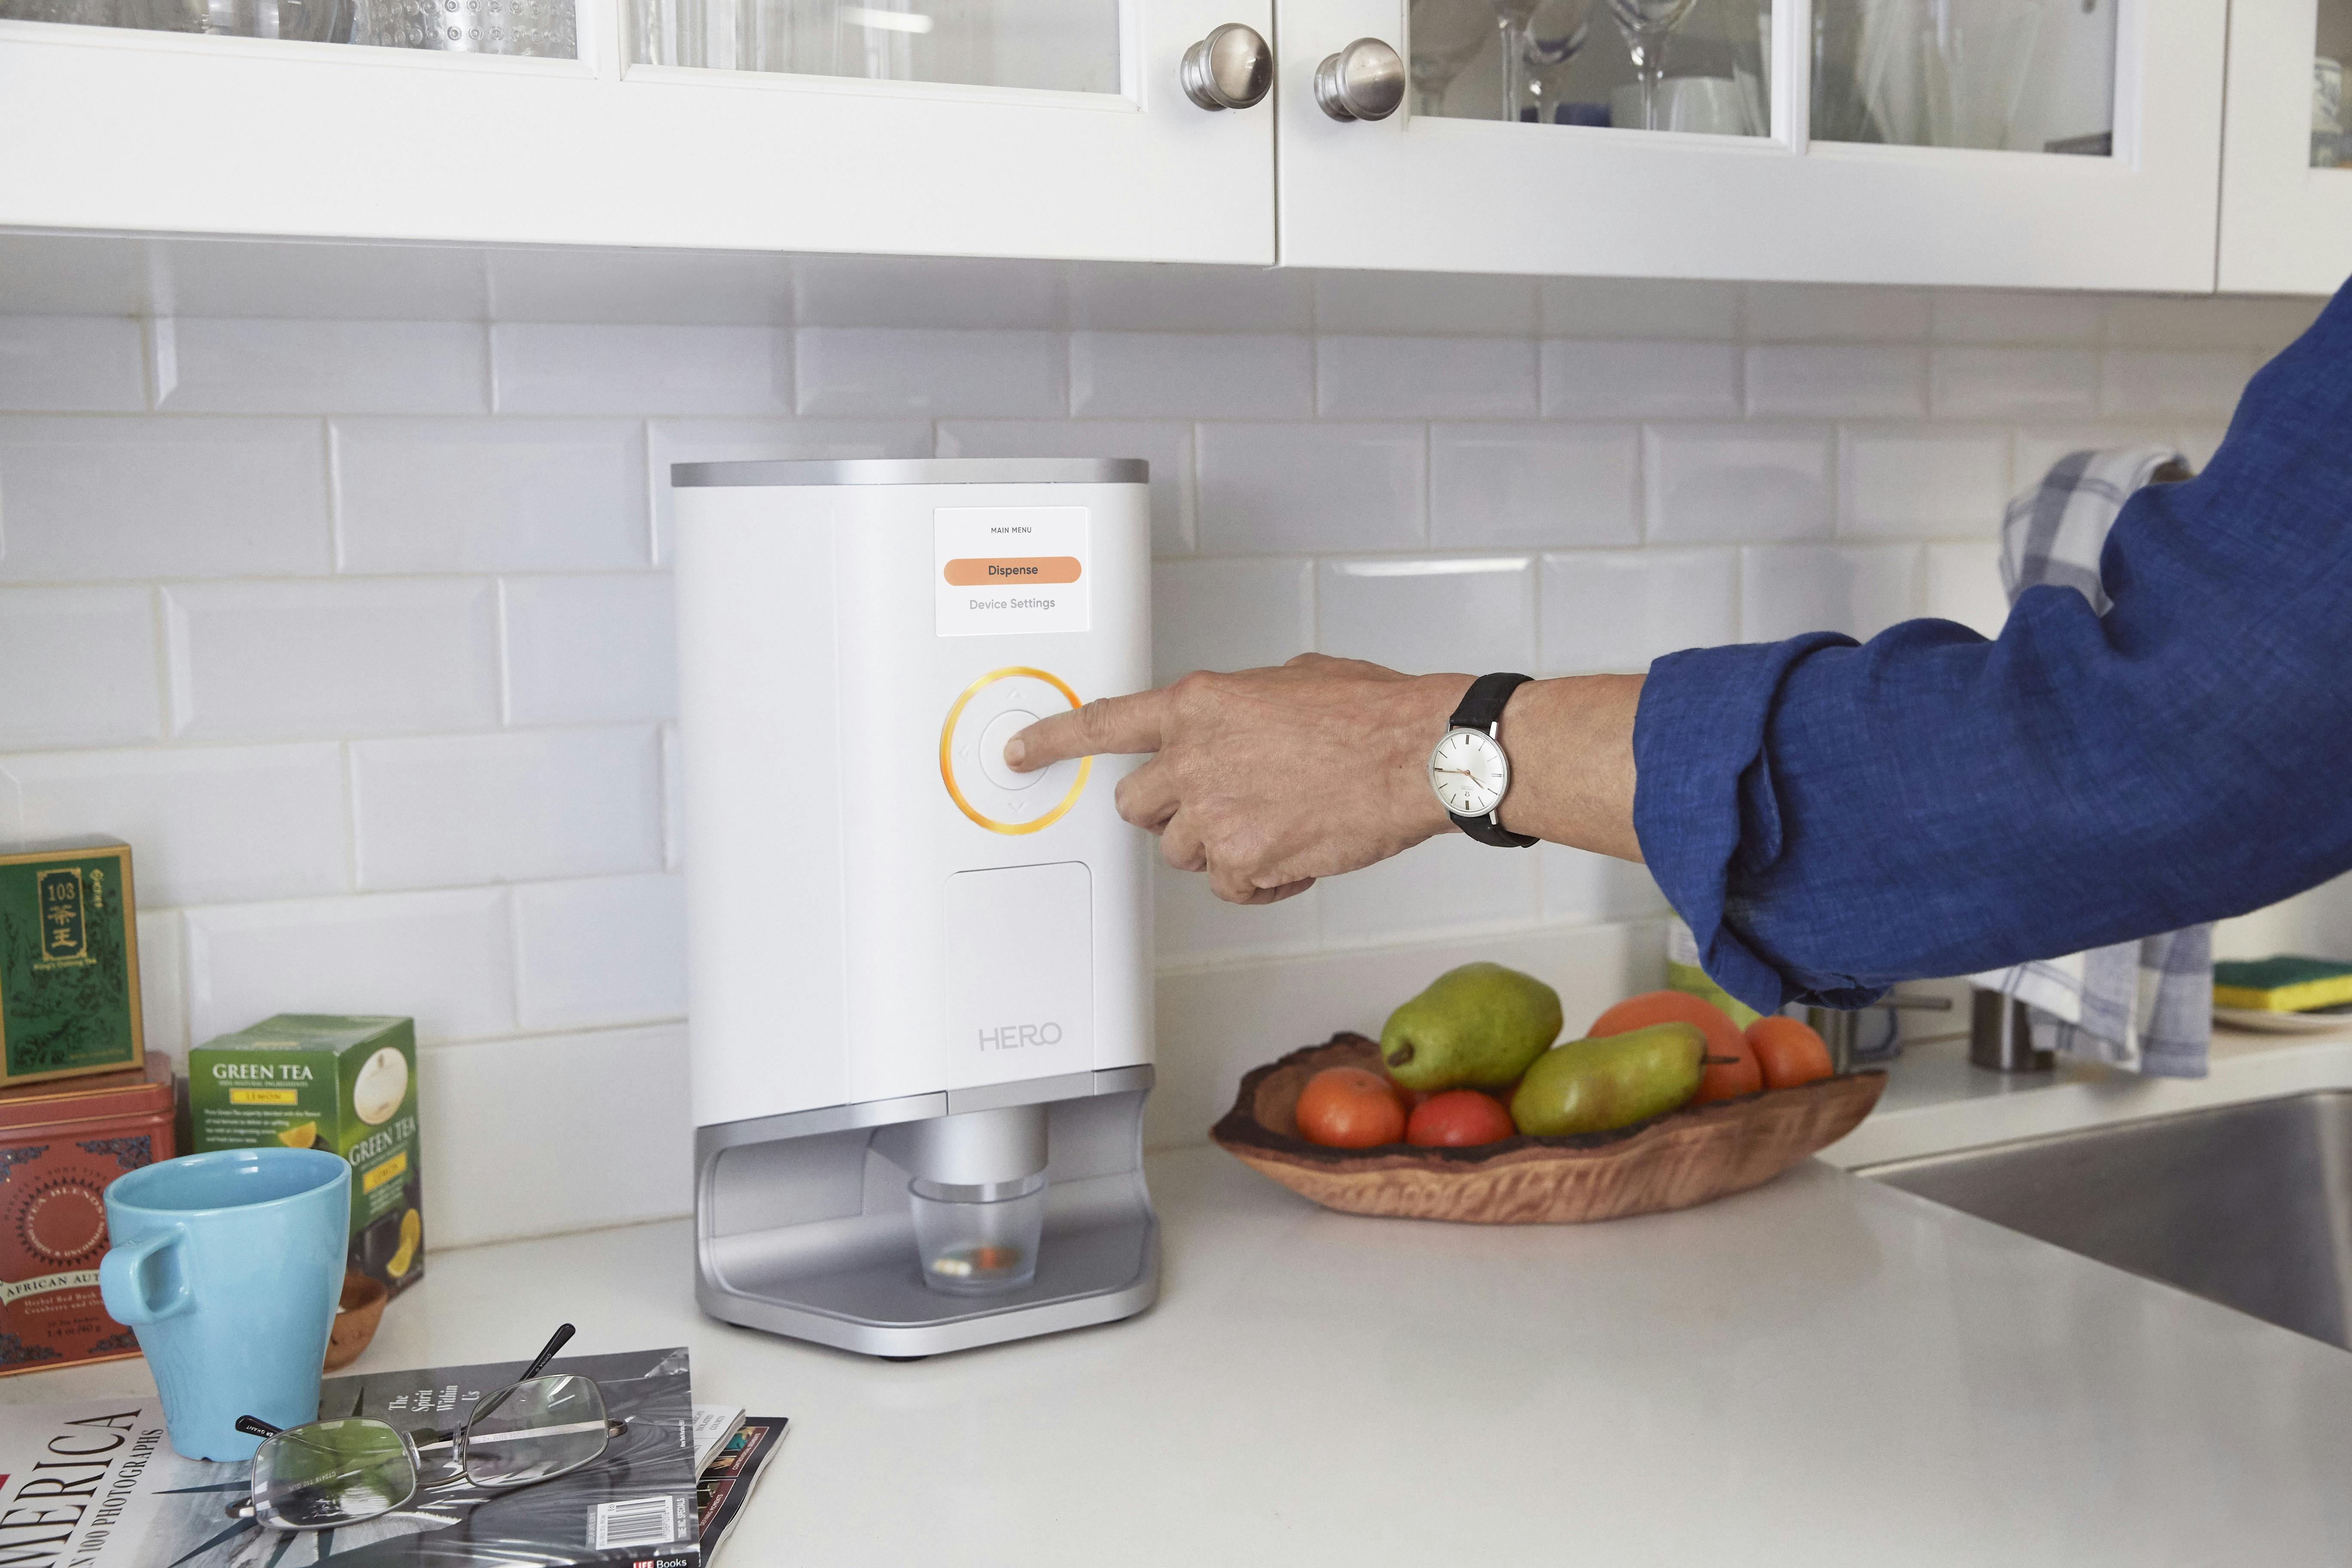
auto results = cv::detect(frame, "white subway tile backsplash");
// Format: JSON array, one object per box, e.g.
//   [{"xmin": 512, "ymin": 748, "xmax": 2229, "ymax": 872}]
[
  {"xmin": 1313, "ymin": 273, "xmax": 1537, "ymax": 337},
  {"xmin": 0, "ymin": 317, "xmax": 146, "ymax": 411},
  {"xmin": 492, "ymin": 324, "xmax": 790, "ymax": 416},
  {"xmin": 0, "ymin": 417, "xmax": 331, "ymax": 581},
  {"xmin": 1151, "ymin": 557, "xmax": 1312, "ymax": 685},
  {"xmin": 795, "ymin": 255, "xmax": 1064, "ymax": 329},
  {"xmin": 1541, "ymin": 340, "xmax": 1740, "ymax": 419},
  {"xmin": 1318, "ymin": 833, "xmax": 1540, "ymax": 946},
  {"xmin": 1067, "ymin": 264, "xmax": 1315, "ymax": 334},
  {"xmin": 1924, "ymin": 540, "xmax": 2009, "ymax": 639},
  {"xmin": 1746, "ymin": 345, "xmax": 1928, "ymax": 419},
  {"xmin": 2099, "ymin": 350, "xmax": 2254, "ymax": 418},
  {"xmin": 514, "ymin": 873, "xmax": 686, "ymax": 1031},
  {"xmin": 1071, "ymin": 332, "xmax": 1311, "ymax": 420},
  {"xmin": 937, "ymin": 419, "xmax": 1194, "ymax": 555},
  {"xmin": 0, "ymin": 743, "xmax": 348, "ymax": 905},
  {"xmin": 1154, "ymin": 863, "xmax": 1320, "ymax": 964},
  {"xmin": 0, "ymin": 587, "xmax": 160, "ymax": 747},
  {"xmin": 165, "ymin": 579, "xmax": 501, "ymax": 740},
  {"xmin": 1928, "ymin": 291, "xmax": 2106, "ymax": 347},
  {"xmin": 136, "ymin": 910, "xmax": 188, "ymax": 1055},
  {"xmin": 351, "ymin": 726, "xmax": 662, "ymax": 891},
  {"xmin": 1838, "ymin": 426, "xmax": 2011, "ymax": 539},
  {"xmin": 1645, "ymin": 423, "xmax": 1832, "ymax": 544},
  {"xmin": 186, "ymin": 887, "xmax": 516, "ymax": 1045},
  {"xmin": 1539, "ymin": 548, "xmax": 1737, "ymax": 674},
  {"xmin": 334, "ymin": 418, "xmax": 649, "ymax": 573},
  {"xmin": 502, "ymin": 575, "xmax": 677, "ymax": 726},
  {"xmin": 486, "ymin": 249, "xmax": 788, "ymax": 327},
  {"xmin": 421, "ymin": 1024, "xmax": 690, "ymax": 1245},
  {"xmin": 1196, "ymin": 423, "xmax": 1424, "ymax": 554},
  {"xmin": 156, "ymin": 318, "xmax": 488, "ymax": 413},
  {"xmin": 1317, "ymin": 336, "xmax": 1537, "ymax": 419},
  {"xmin": 2105, "ymin": 296, "xmax": 2324, "ymax": 352},
  {"xmin": 795, "ymin": 327, "xmax": 1063, "ymax": 416},
  {"xmin": 1317, "ymin": 555, "xmax": 1535, "ymax": 675},
  {"xmin": 1430, "ymin": 423, "xmax": 1639, "ymax": 549},
  {"xmin": 646, "ymin": 416, "xmax": 932, "ymax": 564},
  {"xmin": 1540, "ymin": 279, "xmax": 1740, "ymax": 341},
  {"xmin": 156, "ymin": 239, "xmax": 490, "ymax": 323},
  {"xmin": 1540, "ymin": 845, "xmax": 1669, "ymax": 924},
  {"xmin": 1929, "ymin": 348, "xmax": 2099, "ymax": 419},
  {"xmin": 1740, "ymin": 543, "xmax": 1921, "ymax": 643},
  {"xmin": 1743, "ymin": 285, "xmax": 1931, "ymax": 343}
]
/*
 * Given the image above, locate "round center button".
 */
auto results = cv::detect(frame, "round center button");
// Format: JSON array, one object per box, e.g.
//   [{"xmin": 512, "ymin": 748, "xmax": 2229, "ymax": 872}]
[
  {"xmin": 978, "ymin": 709, "xmax": 1041, "ymax": 792},
  {"xmin": 940, "ymin": 667, "xmax": 1093, "ymax": 836}
]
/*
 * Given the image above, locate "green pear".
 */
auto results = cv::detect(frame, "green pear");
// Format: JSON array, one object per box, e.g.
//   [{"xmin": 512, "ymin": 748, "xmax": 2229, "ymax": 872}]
[
  {"xmin": 1378, "ymin": 962, "xmax": 1563, "ymax": 1093},
  {"xmin": 1509, "ymin": 1023, "xmax": 1706, "ymax": 1137}
]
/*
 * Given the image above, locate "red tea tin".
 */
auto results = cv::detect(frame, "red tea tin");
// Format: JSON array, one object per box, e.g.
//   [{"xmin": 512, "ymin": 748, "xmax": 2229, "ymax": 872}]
[{"xmin": 0, "ymin": 1053, "xmax": 175, "ymax": 1375}]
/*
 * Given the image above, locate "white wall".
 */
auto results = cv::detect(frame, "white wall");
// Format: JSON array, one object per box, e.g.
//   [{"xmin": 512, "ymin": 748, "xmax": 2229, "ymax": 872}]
[{"xmin": 0, "ymin": 261, "xmax": 2324, "ymax": 1249}]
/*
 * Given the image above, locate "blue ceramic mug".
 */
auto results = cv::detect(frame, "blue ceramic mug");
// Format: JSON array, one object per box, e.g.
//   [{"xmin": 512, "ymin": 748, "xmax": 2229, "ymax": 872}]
[{"xmin": 99, "ymin": 1147, "xmax": 350, "ymax": 1462}]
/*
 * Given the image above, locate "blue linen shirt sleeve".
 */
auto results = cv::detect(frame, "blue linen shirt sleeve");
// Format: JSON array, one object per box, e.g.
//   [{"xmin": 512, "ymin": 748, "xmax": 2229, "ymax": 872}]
[{"xmin": 1634, "ymin": 284, "xmax": 2352, "ymax": 1015}]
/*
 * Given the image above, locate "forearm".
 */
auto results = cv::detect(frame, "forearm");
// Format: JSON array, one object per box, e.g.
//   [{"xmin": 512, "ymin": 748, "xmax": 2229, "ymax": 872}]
[{"xmin": 1492, "ymin": 674, "xmax": 1645, "ymax": 862}]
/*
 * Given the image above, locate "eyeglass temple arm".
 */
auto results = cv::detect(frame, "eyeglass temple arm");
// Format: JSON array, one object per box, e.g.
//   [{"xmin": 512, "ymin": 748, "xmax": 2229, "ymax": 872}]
[
  {"xmin": 235, "ymin": 1416, "xmax": 284, "ymax": 1440},
  {"xmin": 519, "ymin": 1323, "xmax": 576, "ymax": 1381}
]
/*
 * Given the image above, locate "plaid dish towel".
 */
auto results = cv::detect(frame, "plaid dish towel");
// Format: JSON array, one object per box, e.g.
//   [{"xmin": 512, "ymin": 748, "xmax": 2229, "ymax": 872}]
[{"xmin": 1970, "ymin": 445, "xmax": 2212, "ymax": 1078}]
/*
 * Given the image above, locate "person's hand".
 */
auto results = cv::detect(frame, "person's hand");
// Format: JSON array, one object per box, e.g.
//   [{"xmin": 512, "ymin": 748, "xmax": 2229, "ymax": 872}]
[{"xmin": 1004, "ymin": 655, "xmax": 1467, "ymax": 904}]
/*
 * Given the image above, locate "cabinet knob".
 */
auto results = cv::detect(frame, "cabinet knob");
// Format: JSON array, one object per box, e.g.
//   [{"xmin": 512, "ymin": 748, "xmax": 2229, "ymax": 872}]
[
  {"xmin": 1313, "ymin": 37, "xmax": 1405, "ymax": 122},
  {"xmin": 1181, "ymin": 23, "xmax": 1273, "ymax": 111}
]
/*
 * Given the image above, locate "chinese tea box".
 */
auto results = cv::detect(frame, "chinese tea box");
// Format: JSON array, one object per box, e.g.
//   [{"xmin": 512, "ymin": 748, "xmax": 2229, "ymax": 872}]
[{"xmin": 0, "ymin": 839, "xmax": 144, "ymax": 1089}]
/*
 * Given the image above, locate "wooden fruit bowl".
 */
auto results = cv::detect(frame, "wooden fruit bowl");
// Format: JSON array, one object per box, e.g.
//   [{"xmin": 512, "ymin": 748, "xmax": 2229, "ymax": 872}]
[{"xmin": 1210, "ymin": 1033, "xmax": 1885, "ymax": 1225}]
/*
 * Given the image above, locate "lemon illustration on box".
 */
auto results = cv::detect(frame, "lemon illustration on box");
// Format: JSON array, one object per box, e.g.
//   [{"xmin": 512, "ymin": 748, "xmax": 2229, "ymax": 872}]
[{"xmin": 189, "ymin": 1015, "xmax": 424, "ymax": 1298}]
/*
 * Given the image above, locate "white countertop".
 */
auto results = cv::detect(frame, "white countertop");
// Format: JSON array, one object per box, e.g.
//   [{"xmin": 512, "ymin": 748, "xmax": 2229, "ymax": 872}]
[{"xmin": 18, "ymin": 1056, "xmax": 2352, "ymax": 1566}]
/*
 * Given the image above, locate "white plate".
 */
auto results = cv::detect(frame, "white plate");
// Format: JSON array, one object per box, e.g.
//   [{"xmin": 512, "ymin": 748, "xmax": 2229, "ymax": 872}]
[{"xmin": 2213, "ymin": 1006, "xmax": 2352, "ymax": 1034}]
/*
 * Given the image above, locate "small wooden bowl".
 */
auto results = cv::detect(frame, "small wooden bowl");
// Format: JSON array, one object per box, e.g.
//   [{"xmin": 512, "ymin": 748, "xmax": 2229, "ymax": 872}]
[
  {"xmin": 1210, "ymin": 1033, "xmax": 1886, "ymax": 1225},
  {"xmin": 326, "ymin": 1271, "xmax": 389, "ymax": 1371}
]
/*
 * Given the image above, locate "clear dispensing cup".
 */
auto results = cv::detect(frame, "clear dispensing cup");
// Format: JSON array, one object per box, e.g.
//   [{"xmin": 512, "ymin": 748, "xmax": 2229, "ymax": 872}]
[{"xmin": 908, "ymin": 1173, "xmax": 1046, "ymax": 1296}]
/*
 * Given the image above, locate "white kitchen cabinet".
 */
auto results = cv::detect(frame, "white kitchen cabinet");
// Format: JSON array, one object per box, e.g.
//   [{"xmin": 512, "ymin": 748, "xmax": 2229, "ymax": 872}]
[
  {"xmin": 0, "ymin": 0, "xmax": 1275, "ymax": 264},
  {"xmin": 2217, "ymin": 0, "xmax": 2352, "ymax": 295},
  {"xmin": 1278, "ymin": 0, "xmax": 2228, "ymax": 290}
]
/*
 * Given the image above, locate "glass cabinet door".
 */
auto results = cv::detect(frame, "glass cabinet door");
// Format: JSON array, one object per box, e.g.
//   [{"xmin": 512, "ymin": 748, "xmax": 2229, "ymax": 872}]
[
  {"xmin": 2217, "ymin": 0, "xmax": 2352, "ymax": 294},
  {"xmin": 634, "ymin": 0, "xmax": 1116, "ymax": 91},
  {"xmin": 1283, "ymin": 0, "xmax": 2226, "ymax": 288},
  {"xmin": 0, "ymin": 0, "xmax": 575, "ymax": 55}
]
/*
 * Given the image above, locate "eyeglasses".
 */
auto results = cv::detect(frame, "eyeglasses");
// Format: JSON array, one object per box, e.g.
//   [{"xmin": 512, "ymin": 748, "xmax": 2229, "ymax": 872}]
[{"xmin": 228, "ymin": 1324, "xmax": 628, "ymax": 1531}]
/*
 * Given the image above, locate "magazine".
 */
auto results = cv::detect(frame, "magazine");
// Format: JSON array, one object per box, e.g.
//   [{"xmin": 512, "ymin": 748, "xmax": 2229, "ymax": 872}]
[
  {"xmin": 0, "ymin": 1345, "xmax": 699, "ymax": 1567},
  {"xmin": 694, "ymin": 1417, "xmax": 787, "ymax": 1563}
]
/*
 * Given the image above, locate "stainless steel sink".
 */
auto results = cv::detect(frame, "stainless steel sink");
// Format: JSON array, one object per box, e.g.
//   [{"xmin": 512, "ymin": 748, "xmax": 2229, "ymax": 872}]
[{"xmin": 1862, "ymin": 1091, "xmax": 2352, "ymax": 1349}]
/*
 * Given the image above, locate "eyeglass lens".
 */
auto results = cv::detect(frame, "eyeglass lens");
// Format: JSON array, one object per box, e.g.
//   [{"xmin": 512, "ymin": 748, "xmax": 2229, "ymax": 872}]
[
  {"xmin": 251, "ymin": 1419, "xmax": 419, "ymax": 1531},
  {"xmin": 460, "ymin": 1374, "xmax": 612, "ymax": 1487}
]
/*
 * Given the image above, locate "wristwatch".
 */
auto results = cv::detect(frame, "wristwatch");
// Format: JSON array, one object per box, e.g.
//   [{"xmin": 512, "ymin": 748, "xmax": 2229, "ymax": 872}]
[{"xmin": 1428, "ymin": 672, "xmax": 1537, "ymax": 848}]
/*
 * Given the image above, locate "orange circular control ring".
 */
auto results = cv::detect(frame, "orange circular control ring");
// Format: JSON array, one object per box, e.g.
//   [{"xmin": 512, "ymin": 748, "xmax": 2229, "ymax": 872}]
[{"xmin": 939, "ymin": 666, "xmax": 1093, "ymax": 836}]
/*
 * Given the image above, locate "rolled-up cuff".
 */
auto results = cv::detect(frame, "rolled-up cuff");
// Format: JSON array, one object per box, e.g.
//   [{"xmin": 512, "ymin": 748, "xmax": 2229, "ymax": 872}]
[{"xmin": 1633, "ymin": 634, "xmax": 1860, "ymax": 1015}]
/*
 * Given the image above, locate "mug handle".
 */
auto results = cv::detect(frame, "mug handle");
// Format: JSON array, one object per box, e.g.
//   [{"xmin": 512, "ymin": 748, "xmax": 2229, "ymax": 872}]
[{"xmin": 99, "ymin": 1228, "xmax": 193, "ymax": 1325}]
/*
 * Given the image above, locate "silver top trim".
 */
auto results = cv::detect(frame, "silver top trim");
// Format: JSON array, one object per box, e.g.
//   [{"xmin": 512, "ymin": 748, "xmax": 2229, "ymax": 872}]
[{"xmin": 671, "ymin": 457, "xmax": 1148, "ymax": 489}]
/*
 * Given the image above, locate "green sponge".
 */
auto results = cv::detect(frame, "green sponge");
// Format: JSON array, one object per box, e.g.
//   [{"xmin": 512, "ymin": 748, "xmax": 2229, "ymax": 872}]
[{"xmin": 2213, "ymin": 956, "xmax": 2352, "ymax": 1013}]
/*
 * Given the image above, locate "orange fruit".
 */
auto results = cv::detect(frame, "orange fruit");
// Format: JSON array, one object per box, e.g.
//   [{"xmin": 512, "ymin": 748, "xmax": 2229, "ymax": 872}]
[
  {"xmin": 1589, "ymin": 989, "xmax": 1761, "ymax": 1103},
  {"xmin": 1404, "ymin": 1090, "xmax": 1517, "ymax": 1148},
  {"xmin": 1748, "ymin": 1016, "xmax": 1834, "ymax": 1090},
  {"xmin": 1295, "ymin": 1067, "xmax": 1409, "ymax": 1148}
]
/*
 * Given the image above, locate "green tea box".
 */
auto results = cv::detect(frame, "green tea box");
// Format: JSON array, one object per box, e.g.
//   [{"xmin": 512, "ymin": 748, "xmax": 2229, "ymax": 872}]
[
  {"xmin": 0, "ymin": 838, "xmax": 144, "ymax": 1088},
  {"xmin": 191, "ymin": 1014, "xmax": 426, "ymax": 1298}
]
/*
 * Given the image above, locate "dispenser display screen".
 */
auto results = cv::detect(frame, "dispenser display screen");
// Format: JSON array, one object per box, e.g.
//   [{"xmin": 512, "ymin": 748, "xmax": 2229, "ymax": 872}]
[{"xmin": 936, "ymin": 506, "xmax": 1091, "ymax": 636}]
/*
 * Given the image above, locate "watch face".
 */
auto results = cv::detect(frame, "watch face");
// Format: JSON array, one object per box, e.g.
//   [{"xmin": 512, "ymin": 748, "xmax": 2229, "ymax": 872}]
[{"xmin": 1428, "ymin": 728, "xmax": 1508, "ymax": 818}]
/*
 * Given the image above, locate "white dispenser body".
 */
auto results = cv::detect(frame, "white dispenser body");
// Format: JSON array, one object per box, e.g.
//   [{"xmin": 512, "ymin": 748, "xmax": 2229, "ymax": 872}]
[{"xmin": 674, "ymin": 458, "xmax": 1158, "ymax": 1357}]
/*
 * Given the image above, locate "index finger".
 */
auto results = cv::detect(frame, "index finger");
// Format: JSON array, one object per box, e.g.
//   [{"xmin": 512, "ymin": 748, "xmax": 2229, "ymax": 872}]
[{"xmin": 1006, "ymin": 689, "xmax": 1170, "ymax": 772}]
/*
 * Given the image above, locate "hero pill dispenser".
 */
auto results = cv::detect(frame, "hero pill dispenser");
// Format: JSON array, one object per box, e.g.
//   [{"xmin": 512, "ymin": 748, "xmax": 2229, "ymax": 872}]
[{"xmin": 673, "ymin": 458, "xmax": 1158, "ymax": 1357}]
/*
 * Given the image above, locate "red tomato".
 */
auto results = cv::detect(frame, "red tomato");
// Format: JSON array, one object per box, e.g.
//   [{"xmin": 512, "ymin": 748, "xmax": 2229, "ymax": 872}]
[
  {"xmin": 1295, "ymin": 1067, "xmax": 1408, "ymax": 1149},
  {"xmin": 1588, "ymin": 990, "xmax": 1761, "ymax": 1103},
  {"xmin": 1405, "ymin": 1090, "xmax": 1517, "ymax": 1148},
  {"xmin": 1748, "ymin": 1016, "xmax": 1835, "ymax": 1090}
]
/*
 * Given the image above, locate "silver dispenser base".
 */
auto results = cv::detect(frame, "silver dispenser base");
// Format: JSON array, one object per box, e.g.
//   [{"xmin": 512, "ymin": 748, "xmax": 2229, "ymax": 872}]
[{"xmin": 695, "ymin": 1066, "xmax": 1159, "ymax": 1357}]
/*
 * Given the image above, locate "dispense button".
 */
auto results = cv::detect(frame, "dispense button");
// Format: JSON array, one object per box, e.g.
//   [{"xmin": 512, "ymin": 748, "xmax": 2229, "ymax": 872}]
[
  {"xmin": 940, "ymin": 667, "xmax": 1091, "ymax": 836},
  {"xmin": 977, "ymin": 709, "xmax": 1041, "ymax": 792},
  {"xmin": 942, "ymin": 557, "xmax": 1083, "ymax": 587}
]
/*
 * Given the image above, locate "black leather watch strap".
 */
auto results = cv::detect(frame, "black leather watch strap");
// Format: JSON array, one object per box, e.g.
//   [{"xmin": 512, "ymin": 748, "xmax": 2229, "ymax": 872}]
[{"xmin": 1445, "ymin": 672, "xmax": 1537, "ymax": 848}]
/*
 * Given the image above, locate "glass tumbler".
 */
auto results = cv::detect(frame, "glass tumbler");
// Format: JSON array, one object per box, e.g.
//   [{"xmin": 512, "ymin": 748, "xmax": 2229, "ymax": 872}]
[{"xmin": 908, "ymin": 1173, "xmax": 1047, "ymax": 1297}]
